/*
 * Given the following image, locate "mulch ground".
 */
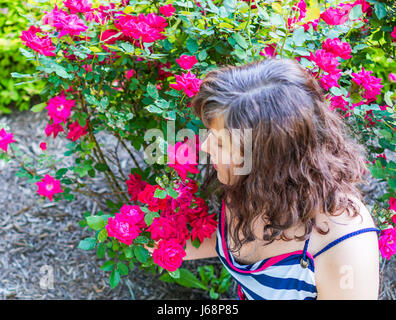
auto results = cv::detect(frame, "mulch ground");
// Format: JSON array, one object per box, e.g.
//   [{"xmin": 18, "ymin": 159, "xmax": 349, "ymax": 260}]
[{"xmin": 0, "ymin": 110, "xmax": 394, "ymax": 300}]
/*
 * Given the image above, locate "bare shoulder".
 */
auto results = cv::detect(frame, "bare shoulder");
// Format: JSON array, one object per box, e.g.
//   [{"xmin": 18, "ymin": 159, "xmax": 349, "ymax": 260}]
[
  {"xmin": 310, "ymin": 194, "xmax": 377, "ymax": 249},
  {"xmin": 310, "ymin": 194, "xmax": 380, "ymax": 299}
]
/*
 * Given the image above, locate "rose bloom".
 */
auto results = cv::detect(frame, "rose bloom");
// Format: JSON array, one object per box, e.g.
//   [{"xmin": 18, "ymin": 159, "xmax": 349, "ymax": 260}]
[
  {"xmin": 106, "ymin": 213, "xmax": 141, "ymax": 245},
  {"xmin": 378, "ymin": 228, "xmax": 396, "ymax": 260},
  {"xmin": 152, "ymin": 239, "xmax": 186, "ymax": 272},
  {"xmin": 176, "ymin": 54, "xmax": 198, "ymax": 70}
]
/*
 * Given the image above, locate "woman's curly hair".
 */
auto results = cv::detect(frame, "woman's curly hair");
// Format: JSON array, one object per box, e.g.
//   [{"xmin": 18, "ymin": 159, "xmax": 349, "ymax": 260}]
[{"xmin": 190, "ymin": 57, "xmax": 369, "ymax": 254}]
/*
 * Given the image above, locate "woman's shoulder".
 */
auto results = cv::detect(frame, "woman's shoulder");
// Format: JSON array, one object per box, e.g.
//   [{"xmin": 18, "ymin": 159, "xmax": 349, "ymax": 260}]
[
  {"xmin": 309, "ymin": 193, "xmax": 377, "ymax": 254},
  {"xmin": 310, "ymin": 194, "xmax": 380, "ymax": 299}
]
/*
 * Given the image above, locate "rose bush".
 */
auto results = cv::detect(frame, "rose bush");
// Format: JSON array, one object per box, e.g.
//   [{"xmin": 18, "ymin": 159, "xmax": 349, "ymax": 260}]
[{"xmin": 1, "ymin": 0, "xmax": 395, "ymax": 297}]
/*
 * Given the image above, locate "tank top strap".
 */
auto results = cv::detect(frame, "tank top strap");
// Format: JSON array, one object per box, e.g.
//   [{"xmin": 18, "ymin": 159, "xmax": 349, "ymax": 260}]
[
  {"xmin": 312, "ymin": 227, "xmax": 381, "ymax": 259},
  {"xmin": 299, "ymin": 236, "xmax": 311, "ymax": 268}
]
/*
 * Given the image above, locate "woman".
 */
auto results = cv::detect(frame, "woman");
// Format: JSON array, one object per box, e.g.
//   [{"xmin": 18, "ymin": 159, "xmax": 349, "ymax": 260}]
[{"xmin": 182, "ymin": 57, "xmax": 380, "ymax": 300}]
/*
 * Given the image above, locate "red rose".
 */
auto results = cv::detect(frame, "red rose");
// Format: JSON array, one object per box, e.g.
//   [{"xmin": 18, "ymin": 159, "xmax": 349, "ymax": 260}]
[
  {"xmin": 152, "ymin": 239, "xmax": 186, "ymax": 272},
  {"xmin": 126, "ymin": 173, "xmax": 148, "ymax": 202},
  {"xmin": 137, "ymin": 184, "xmax": 168, "ymax": 212}
]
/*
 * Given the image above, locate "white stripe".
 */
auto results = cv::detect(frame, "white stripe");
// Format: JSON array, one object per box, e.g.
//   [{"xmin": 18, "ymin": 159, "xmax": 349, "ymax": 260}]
[
  {"xmin": 254, "ymin": 264, "xmax": 316, "ymax": 287},
  {"xmin": 227, "ymin": 265, "xmax": 317, "ymax": 300}
]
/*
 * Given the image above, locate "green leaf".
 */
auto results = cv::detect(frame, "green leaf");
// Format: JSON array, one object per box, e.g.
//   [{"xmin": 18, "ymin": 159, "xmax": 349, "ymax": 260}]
[
  {"xmin": 117, "ymin": 262, "xmax": 129, "ymax": 276},
  {"xmin": 120, "ymin": 42, "xmax": 134, "ymax": 53},
  {"xmin": 31, "ymin": 102, "xmax": 46, "ymax": 113},
  {"xmin": 94, "ymin": 163, "xmax": 109, "ymax": 172},
  {"xmin": 330, "ymin": 86, "xmax": 343, "ymax": 96},
  {"xmin": 166, "ymin": 187, "xmax": 179, "ymax": 199},
  {"xmin": 124, "ymin": 246, "xmax": 134, "ymax": 259},
  {"xmin": 191, "ymin": 237, "xmax": 201, "ymax": 249},
  {"xmin": 349, "ymin": 4, "xmax": 363, "ymax": 20},
  {"xmin": 144, "ymin": 211, "xmax": 160, "ymax": 226},
  {"xmin": 87, "ymin": 215, "xmax": 106, "ymax": 230},
  {"xmin": 147, "ymin": 82, "xmax": 159, "ymax": 99},
  {"xmin": 384, "ymin": 91, "xmax": 393, "ymax": 107},
  {"xmin": 209, "ymin": 287, "xmax": 220, "ymax": 299},
  {"xmin": 292, "ymin": 26, "xmax": 306, "ymax": 46},
  {"xmin": 101, "ymin": 260, "xmax": 115, "ymax": 271},
  {"xmin": 176, "ymin": 268, "xmax": 208, "ymax": 290},
  {"xmin": 146, "ymin": 104, "xmax": 163, "ymax": 114},
  {"xmin": 168, "ymin": 268, "xmax": 180, "ymax": 279},
  {"xmin": 99, "ymin": 96, "xmax": 109, "ymax": 108},
  {"xmin": 109, "ymin": 269, "xmax": 120, "ymax": 288},
  {"xmin": 78, "ymin": 237, "xmax": 97, "ymax": 250},
  {"xmin": 387, "ymin": 178, "xmax": 396, "ymax": 191},
  {"xmin": 55, "ymin": 168, "xmax": 68, "ymax": 178},
  {"xmin": 97, "ymin": 243, "xmax": 106, "ymax": 259},
  {"xmin": 133, "ymin": 235, "xmax": 149, "ymax": 245},
  {"xmin": 186, "ymin": 37, "xmax": 198, "ymax": 54},
  {"xmin": 154, "ymin": 188, "xmax": 167, "ymax": 199},
  {"xmin": 232, "ymin": 33, "xmax": 248, "ymax": 49},
  {"xmin": 134, "ymin": 246, "xmax": 149, "ymax": 263},
  {"xmin": 374, "ymin": 1, "xmax": 387, "ymax": 20},
  {"xmin": 97, "ymin": 228, "xmax": 108, "ymax": 242}
]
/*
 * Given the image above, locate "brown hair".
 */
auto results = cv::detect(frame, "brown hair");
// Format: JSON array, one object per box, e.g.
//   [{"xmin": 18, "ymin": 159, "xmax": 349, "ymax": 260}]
[{"xmin": 191, "ymin": 57, "xmax": 368, "ymax": 253}]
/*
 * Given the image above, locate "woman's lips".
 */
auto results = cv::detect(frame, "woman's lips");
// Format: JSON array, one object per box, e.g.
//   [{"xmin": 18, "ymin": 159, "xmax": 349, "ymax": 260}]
[{"xmin": 213, "ymin": 164, "xmax": 218, "ymax": 170}]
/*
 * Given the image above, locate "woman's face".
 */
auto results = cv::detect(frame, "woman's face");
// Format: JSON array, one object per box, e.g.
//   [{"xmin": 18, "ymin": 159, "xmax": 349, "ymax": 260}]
[{"xmin": 200, "ymin": 115, "xmax": 242, "ymax": 185}]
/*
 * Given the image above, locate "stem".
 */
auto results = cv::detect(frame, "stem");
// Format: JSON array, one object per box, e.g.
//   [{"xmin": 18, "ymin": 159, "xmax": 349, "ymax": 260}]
[
  {"xmin": 114, "ymin": 131, "xmax": 143, "ymax": 172},
  {"xmin": 9, "ymin": 147, "xmax": 37, "ymax": 177},
  {"xmin": 78, "ymin": 91, "xmax": 129, "ymax": 203}
]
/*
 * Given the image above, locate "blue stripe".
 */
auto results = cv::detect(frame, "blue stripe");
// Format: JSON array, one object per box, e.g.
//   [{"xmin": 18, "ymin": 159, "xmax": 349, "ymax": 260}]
[
  {"xmin": 252, "ymin": 273, "xmax": 317, "ymax": 293},
  {"xmin": 236, "ymin": 281, "xmax": 267, "ymax": 300}
]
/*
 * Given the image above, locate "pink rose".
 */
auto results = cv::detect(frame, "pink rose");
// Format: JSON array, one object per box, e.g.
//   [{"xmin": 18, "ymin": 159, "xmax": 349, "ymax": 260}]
[
  {"xmin": 176, "ymin": 54, "xmax": 198, "ymax": 70},
  {"xmin": 63, "ymin": 0, "xmax": 92, "ymax": 14},
  {"xmin": 45, "ymin": 121, "xmax": 64, "ymax": 139},
  {"xmin": 320, "ymin": 5, "xmax": 352, "ymax": 25},
  {"xmin": 259, "ymin": 43, "xmax": 277, "ymax": 58},
  {"xmin": 378, "ymin": 228, "xmax": 396, "ymax": 260},
  {"xmin": 106, "ymin": 213, "xmax": 141, "ymax": 245},
  {"xmin": 35, "ymin": 174, "xmax": 64, "ymax": 202},
  {"xmin": 159, "ymin": 4, "xmax": 176, "ymax": 17},
  {"xmin": 390, "ymin": 26, "xmax": 396, "ymax": 42},
  {"xmin": 39, "ymin": 142, "xmax": 47, "ymax": 151},
  {"xmin": 389, "ymin": 197, "xmax": 396, "ymax": 212},
  {"xmin": 0, "ymin": 128, "xmax": 16, "ymax": 152},
  {"xmin": 388, "ymin": 73, "xmax": 396, "ymax": 83},
  {"xmin": 169, "ymin": 70, "xmax": 202, "ymax": 98},
  {"xmin": 319, "ymin": 71, "xmax": 342, "ymax": 91},
  {"xmin": 119, "ymin": 204, "xmax": 147, "ymax": 229},
  {"xmin": 152, "ymin": 239, "xmax": 186, "ymax": 271},
  {"xmin": 46, "ymin": 93, "xmax": 75, "ymax": 125},
  {"xmin": 309, "ymin": 49, "xmax": 341, "ymax": 74},
  {"xmin": 20, "ymin": 26, "xmax": 56, "ymax": 57},
  {"xmin": 351, "ymin": 67, "xmax": 383, "ymax": 104},
  {"xmin": 66, "ymin": 120, "xmax": 88, "ymax": 142},
  {"xmin": 322, "ymin": 38, "xmax": 352, "ymax": 60}
]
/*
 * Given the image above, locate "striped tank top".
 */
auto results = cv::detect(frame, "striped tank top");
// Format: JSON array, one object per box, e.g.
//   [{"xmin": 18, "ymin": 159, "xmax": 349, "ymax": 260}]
[{"xmin": 215, "ymin": 198, "xmax": 380, "ymax": 300}]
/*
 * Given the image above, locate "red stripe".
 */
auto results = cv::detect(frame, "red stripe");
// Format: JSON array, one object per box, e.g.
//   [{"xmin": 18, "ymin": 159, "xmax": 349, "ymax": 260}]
[{"xmin": 220, "ymin": 198, "xmax": 315, "ymax": 274}]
